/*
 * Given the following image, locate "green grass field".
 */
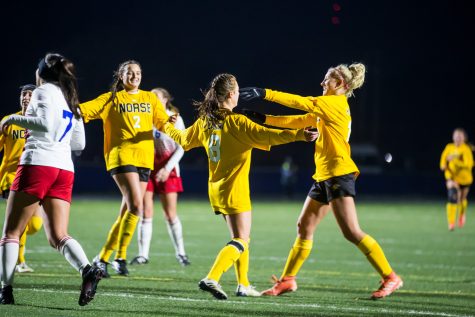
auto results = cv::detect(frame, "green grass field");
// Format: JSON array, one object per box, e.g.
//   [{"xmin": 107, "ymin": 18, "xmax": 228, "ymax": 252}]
[{"xmin": 0, "ymin": 197, "xmax": 474, "ymax": 317}]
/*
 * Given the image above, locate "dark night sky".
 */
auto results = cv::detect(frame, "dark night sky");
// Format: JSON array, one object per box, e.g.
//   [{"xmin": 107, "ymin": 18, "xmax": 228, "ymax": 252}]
[{"xmin": 2, "ymin": 0, "xmax": 474, "ymax": 173}]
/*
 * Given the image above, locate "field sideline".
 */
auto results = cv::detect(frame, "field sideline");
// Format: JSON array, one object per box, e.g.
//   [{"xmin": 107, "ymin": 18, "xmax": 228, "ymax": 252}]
[{"xmin": 0, "ymin": 197, "xmax": 474, "ymax": 317}]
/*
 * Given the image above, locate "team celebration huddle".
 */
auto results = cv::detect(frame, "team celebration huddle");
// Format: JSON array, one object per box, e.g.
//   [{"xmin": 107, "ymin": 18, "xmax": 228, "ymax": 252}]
[{"xmin": 0, "ymin": 52, "xmax": 403, "ymax": 306}]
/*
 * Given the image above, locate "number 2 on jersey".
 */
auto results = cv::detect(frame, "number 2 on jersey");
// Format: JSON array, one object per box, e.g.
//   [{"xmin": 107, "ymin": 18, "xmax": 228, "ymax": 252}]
[
  {"xmin": 133, "ymin": 115, "xmax": 141, "ymax": 129},
  {"xmin": 59, "ymin": 110, "xmax": 73, "ymax": 142},
  {"xmin": 208, "ymin": 133, "xmax": 221, "ymax": 162}
]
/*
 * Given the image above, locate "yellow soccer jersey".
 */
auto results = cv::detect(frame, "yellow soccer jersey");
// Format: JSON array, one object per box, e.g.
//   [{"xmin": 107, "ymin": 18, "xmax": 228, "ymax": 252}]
[
  {"xmin": 80, "ymin": 90, "xmax": 168, "ymax": 170},
  {"xmin": 264, "ymin": 89, "xmax": 358, "ymax": 182},
  {"xmin": 0, "ymin": 112, "xmax": 26, "ymax": 192},
  {"xmin": 440, "ymin": 143, "xmax": 473, "ymax": 185},
  {"xmin": 164, "ymin": 113, "xmax": 305, "ymax": 214}
]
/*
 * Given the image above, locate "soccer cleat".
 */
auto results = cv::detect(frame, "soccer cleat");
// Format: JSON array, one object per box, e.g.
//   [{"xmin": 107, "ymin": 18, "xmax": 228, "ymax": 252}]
[
  {"xmin": 111, "ymin": 259, "xmax": 129, "ymax": 276},
  {"xmin": 371, "ymin": 272, "xmax": 403, "ymax": 300},
  {"xmin": 448, "ymin": 223, "xmax": 455, "ymax": 231},
  {"xmin": 0, "ymin": 285, "xmax": 14, "ymax": 305},
  {"xmin": 92, "ymin": 255, "xmax": 110, "ymax": 278},
  {"xmin": 129, "ymin": 256, "xmax": 149, "ymax": 265},
  {"xmin": 236, "ymin": 284, "xmax": 261, "ymax": 297},
  {"xmin": 198, "ymin": 278, "xmax": 228, "ymax": 300},
  {"xmin": 458, "ymin": 214, "xmax": 466, "ymax": 228},
  {"xmin": 176, "ymin": 254, "xmax": 191, "ymax": 266},
  {"xmin": 261, "ymin": 275, "xmax": 297, "ymax": 296},
  {"xmin": 15, "ymin": 262, "xmax": 34, "ymax": 273},
  {"xmin": 78, "ymin": 264, "xmax": 103, "ymax": 306}
]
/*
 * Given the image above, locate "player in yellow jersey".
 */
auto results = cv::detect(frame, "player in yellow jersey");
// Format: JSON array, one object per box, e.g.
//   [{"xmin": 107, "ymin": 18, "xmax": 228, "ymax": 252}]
[
  {"xmin": 0, "ymin": 84, "xmax": 43, "ymax": 274},
  {"xmin": 79, "ymin": 60, "xmax": 169, "ymax": 277},
  {"xmin": 440, "ymin": 128, "xmax": 473, "ymax": 230},
  {"xmin": 239, "ymin": 63, "xmax": 403, "ymax": 300},
  {"xmin": 164, "ymin": 73, "xmax": 318, "ymax": 300}
]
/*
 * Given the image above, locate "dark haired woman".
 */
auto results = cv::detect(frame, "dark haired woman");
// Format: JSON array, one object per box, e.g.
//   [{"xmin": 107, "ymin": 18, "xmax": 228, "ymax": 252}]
[
  {"xmin": 79, "ymin": 61, "xmax": 168, "ymax": 277},
  {"xmin": 0, "ymin": 53, "xmax": 102, "ymax": 306}
]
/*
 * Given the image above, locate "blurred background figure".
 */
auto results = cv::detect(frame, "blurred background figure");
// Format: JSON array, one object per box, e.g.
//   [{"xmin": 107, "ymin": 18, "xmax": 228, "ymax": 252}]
[
  {"xmin": 440, "ymin": 128, "xmax": 473, "ymax": 231},
  {"xmin": 280, "ymin": 156, "xmax": 298, "ymax": 199}
]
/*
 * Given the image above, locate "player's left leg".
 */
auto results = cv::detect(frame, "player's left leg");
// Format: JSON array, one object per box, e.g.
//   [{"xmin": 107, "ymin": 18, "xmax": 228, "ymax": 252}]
[
  {"xmin": 458, "ymin": 186, "xmax": 470, "ymax": 228},
  {"xmin": 160, "ymin": 192, "xmax": 189, "ymax": 266},
  {"xmin": 331, "ymin": 196, "xmax": 402, "ymax": 299}
]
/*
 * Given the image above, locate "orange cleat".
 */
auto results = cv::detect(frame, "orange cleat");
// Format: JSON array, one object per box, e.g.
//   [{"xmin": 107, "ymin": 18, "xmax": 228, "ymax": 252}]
[
  {"xmin": 261, "ymin": 275, "xmax": 297, "ymax": 296},
  {"xmin": 371, "ymin": 272, "xmax": 403, "ymax": 300},
  {"xmin": 449, "ymin": 223, "xmax": 455, "ymax": 231},
  {"xmin": 458, "ymin": 214, "xmax": 466, "ymax": 228}
]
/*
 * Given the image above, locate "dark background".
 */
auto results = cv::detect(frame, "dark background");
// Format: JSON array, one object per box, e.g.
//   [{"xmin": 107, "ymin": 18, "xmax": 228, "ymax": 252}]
[{"xmin": 2, "ymin": 0, "xmax": 474, "ymax": 197}]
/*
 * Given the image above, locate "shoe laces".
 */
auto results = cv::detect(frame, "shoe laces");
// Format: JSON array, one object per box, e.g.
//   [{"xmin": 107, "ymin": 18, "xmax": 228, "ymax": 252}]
[
  {"xmin": 378, "ymin": 278, "xmax": 397, "ymax": 291},
  {"xmin": 270, "ymin": 274, "xmax": 280, "ymax": 284}
]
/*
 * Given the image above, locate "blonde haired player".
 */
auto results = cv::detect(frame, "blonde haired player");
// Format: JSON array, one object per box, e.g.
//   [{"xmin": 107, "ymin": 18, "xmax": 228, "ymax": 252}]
[
  {"xmin": 130, "ymin": 87, "xmax": 190, "ymax": 267},
  {"xmin": 240, "ymin": 62, "xmax": 403, "ymax": 300},
  {"xmin": 0, "ymin": 84, "xmax": 43, "ymax": 273},
  {"xmin": 440, "ymin": 128, "xmax": 473, "ymax": 230},
  {"xmin": 164, "ymin": 73, "xmax": 318, "ymax": 300},
  {"xmin": 80, "ymin": 60, "xmax": 168, "ymax": 277}
]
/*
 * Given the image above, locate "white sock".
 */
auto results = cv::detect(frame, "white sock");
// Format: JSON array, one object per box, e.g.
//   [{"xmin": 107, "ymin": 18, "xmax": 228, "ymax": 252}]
[
  {"xmin": 58, "ymin": 237, "xmax": 90, "ymax": 274},
  {"xmin": 1, "ymin": 240, "xmax": 19, "ymax": 287},
  {"xmin": 138, "ymin": 218, "xmax": 153, "ymax": 259},
  {"xmin": 166, "ymin": 217, "xmax": 185, "ymax": 256}
]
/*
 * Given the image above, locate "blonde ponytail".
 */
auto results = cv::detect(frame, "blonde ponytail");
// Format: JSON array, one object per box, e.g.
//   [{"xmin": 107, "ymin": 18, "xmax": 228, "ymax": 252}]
[{"xmin": 333, "ymin": 63, "xmax": 366, "ymax": 97}]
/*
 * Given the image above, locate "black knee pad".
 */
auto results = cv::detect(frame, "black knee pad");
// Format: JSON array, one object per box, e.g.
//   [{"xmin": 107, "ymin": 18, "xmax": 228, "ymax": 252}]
[
  {"xmin": 447, "ymin": 188, "xmax": 458, "ymax": 203},
  {"xmin": 226, "ymin": 240, "xmax": 245, "ymax": 253}
]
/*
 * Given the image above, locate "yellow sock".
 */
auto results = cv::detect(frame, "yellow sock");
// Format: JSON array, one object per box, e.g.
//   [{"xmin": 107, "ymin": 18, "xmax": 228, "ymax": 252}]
[
  {"xmin": 281, "ymin": 237, "xmax": 313, "ymax": 278},
  {"xmin": 357, "ymin": 235, "xmax": 392, "ymax": 278},
  {"xmin": 447, "ymin": 203, "xmax": 457, "ymax": 226},
  {"xmin": 459, "ymin": 199, "xmax": 468, "ymax": 218},
  {"xmin": 99, "ymin": 214, "xmax": 122, "ymax": 262},
  {"xmin": 26, "ymin": 216, "xmax": 43, "ymax": 235},
  {"xmin": 116, "ymin": 211, "xmax": 140, "ymax": 260},
  {"xmin": 18, "ymin": 226, "xmax": 28, "ymax": 264},
  {"xmin": 234, "ymin": 239, "xmax": 250, "ymax": 287},
  {"xmin": 208, "ymin": 238, "xmax": 247, "ymax": 282}
]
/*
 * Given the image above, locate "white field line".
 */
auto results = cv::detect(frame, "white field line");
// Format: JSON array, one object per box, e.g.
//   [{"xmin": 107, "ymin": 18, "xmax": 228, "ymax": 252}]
[{"xmin": 17, "ymin": 287, "xmax": 475, "ymax": 317}]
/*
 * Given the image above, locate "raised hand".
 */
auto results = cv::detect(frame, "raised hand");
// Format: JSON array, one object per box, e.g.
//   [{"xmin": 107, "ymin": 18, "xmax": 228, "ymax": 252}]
[{"xmin": 239, "ymin": 87, "xmax": 266, "ymax": 101}]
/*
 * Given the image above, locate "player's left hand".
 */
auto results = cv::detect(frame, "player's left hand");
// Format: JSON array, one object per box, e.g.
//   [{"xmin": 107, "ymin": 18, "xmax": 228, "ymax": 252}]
[
  {"xmin": 156, "ymin": 168, "xmax": 171, "ymax": 182},
  {"xmin": 168, "ymin": 114, "xmax": 178, "ymax": 124},
  {"xmin": 303, "ymin": 126, "xmax": 319, "ymax": 142}
]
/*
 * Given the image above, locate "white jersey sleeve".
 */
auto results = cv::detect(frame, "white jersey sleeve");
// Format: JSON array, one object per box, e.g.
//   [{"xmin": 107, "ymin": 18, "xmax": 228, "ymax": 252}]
[{"xmin": 6, "ymin": 83, "xmax": 84, "ymax": 172}]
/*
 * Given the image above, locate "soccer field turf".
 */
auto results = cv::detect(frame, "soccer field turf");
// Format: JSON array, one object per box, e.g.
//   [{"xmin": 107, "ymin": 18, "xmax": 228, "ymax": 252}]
[{"xmin": 0, "ymin": 197, "xmax": 474, "ymax": 317}]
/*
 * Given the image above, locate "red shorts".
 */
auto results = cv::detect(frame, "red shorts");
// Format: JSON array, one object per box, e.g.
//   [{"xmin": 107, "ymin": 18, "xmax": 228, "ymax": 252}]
[
  {"xmin": 11, "ymin": 165, "xmax": 74, "ymax": 203},
  {"xmin": 146, "ymin": 170, "xmax": 183, "ymax": 194}
]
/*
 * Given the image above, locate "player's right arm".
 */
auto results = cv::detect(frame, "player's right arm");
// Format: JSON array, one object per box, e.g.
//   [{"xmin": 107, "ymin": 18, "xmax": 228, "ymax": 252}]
[
  {"xmin": 264, "ymin": 89, "xmax": 316, "ymax": 113},
  {"xmin": 440, "ymin": 145, "xmax": 449, "ymax": 171},
  {"xmin": 79, "ymin": 92, "xmax": 112, "ymax": 123}
]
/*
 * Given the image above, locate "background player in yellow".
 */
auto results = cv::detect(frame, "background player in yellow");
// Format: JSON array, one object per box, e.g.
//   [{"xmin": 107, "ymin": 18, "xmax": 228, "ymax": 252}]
[
  {"xmin": 440, "ymin": 128, "xmax": 473, "ymax": 230},
  {"xmin": 164, "ymin": 73, "xmax": 318, "ymax": 300},
  {"xmin": 0, "ymin": 84, "xmax": 42, "ymax": 273},
  {"xmin": 239, "ymin": 63, "xmax": 403, "ymax": 300},
  {"xmin": 79, "ymin": 60, "xmax": 168, "ymax": 277}
]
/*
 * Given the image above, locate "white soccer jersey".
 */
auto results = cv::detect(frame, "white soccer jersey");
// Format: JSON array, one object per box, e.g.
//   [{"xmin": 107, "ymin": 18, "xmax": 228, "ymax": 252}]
[
  {"xmin": 153, "ymin": 109, "xmax": 185, "ymax": 174},
  {"xmin": 4, "ymin": 83, "xmax": 85, "ymax": 172}
]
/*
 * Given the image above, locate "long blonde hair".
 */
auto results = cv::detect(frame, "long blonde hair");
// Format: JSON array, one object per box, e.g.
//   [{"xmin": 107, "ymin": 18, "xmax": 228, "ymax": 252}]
[{"xmin": 331, "ymin": 63, "xmax": 366, "ymax": 97}]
